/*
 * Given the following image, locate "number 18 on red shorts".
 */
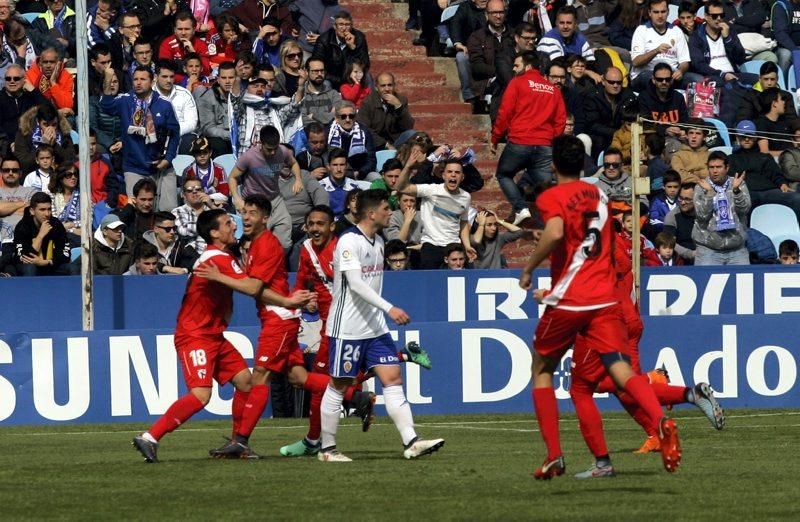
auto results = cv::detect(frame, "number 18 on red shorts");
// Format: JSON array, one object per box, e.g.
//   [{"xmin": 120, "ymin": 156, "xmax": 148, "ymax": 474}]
[{"xmin": 176, "ymin": 335, "xmax": 249, "ymax": 389}]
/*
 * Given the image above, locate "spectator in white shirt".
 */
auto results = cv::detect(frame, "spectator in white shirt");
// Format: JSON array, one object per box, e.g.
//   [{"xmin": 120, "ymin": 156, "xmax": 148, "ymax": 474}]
[
  {"xmin": 630, "ymin": 0, "xmax": 693, "ymax": 92},
  {"xmin": 153, "ymin": 59, "xmax": 199, "ymax": 154}
]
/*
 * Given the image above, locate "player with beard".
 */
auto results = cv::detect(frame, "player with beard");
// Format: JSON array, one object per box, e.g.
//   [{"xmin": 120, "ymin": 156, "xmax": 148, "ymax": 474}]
[{"xmin": 280, "ymin": 205, "xmax": 431, "ymax": 457}]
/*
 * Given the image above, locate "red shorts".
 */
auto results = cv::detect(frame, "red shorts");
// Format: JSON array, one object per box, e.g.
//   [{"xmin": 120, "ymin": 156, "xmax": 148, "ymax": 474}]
[
  {"xmin": 313, "ymin": 320, "xmax": 330, "ymax": 374},
  {"xmin": 255, "ymin": 318, "xmax": 304, "ymax": 373},
  {"xmin": 176, "ymin": 335, "xmax": 248, "ymax": 389},
  {"xmin": 534, "ymin": 304, "xmax": 627, "ymax": 361}
]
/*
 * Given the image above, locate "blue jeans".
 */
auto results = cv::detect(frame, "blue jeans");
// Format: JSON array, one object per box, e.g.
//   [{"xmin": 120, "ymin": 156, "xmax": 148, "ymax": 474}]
[
  {"xmin": 496, "ymin": 143, "xmax": 553, "ymax": 212},
  {"xmin": 694, "ymin": 244, "xmax": 750, "ymax": 265},
  {"xmin": 777, "ymin": 47, "xmax": 793, "ymax": 75},
  {"xmin": 455, "ymin": 51, "xmax": 475, "ymax": 101}
]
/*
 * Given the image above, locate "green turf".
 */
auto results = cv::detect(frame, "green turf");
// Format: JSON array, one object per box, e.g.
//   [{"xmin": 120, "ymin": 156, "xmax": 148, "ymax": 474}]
[{"xmin": 1, "ymin": 409, "xmax": 797, "ymax": 521}]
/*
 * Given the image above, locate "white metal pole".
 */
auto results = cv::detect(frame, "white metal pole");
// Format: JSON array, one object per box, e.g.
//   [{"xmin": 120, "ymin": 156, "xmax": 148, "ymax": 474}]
[{"xmin": 75, "ymin": 0, "xmax": 94, "ymax": 331}]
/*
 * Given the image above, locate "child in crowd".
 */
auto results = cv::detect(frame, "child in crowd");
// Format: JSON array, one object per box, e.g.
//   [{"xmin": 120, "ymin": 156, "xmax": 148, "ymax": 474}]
[
  {"xmin": 674, "ymin": 1, "xmax": 701, "ymax": 41},
  {"xmin": 23, "ymin": 145, "xmax": 56, "ymax": 195},
  {"xmin": 779, "ymin": 239, "xmax": 799, "ymax": 265},
  {"xmin": 645, "ymin": 133, "xmax": 670, "ymax": 191},
  {"xmin": 180, "ymin": 53, "xmax": 212, "ymax": 93},
  {"xmin": 182, "ymin": 137, "xmax": 229, "ymax": 196},
  {"xmin": 619, "ymin": 209, "xmax": 660, "ymax": 266},
  {"xmin": 443, "ymin": 243, "xmax": 468, "ymax": 270},
  {"xmin": 470, "ymin": 210, "xmax": 529, "ymax": 269},
  {"xmin": 567, "ymin": 55, "xmax": 594, "ymax": 95},
  {"xmin": 654, "ymin": 231, "xmax": 684, "ymax": 266},
  {"xmin": 385, "ymin": 239, "xmax": 410, "ymax": 271},
  {"xmin": 649, "ymin": 170, "xmax": 681, "ymax": 233},
  {"xmin": 611, "ymin": 104, "xmax": 646, "ymax": 169},
  {"xmin": 339, "ymin": 60, "xmax": 370, "ymax": 108}
]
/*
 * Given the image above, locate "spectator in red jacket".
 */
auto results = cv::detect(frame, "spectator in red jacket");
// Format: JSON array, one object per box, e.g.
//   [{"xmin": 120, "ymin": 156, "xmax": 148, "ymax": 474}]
[
  {"xmin": 25, "ymin": 48, "xmax": 74, "ymax": 111},
  {"xmin": 158, "ymin": 11, "xmax": 212, "ymax": 77},
  {"xmin": 490, "ymin": 51, "xmax": 566, "ymax": 226}
]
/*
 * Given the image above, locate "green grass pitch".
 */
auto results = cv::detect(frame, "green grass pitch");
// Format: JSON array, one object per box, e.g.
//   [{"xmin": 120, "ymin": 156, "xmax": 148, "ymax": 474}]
[{"xmin": 1, "ymin": 409, "xmax": 797, "ymax": 520}]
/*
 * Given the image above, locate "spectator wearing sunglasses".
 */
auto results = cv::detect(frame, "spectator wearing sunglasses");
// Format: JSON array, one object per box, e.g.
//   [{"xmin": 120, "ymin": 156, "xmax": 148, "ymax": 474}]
[
  {"xmin": 637, "ymin": 63, "xmax": 689, "ymax": 142},
  {"xmin": 141, "ymin": 211, "xmax": 199, "ymax": 274},
  {"xmin": 630, "ymin": 0, "xmax": 692, "ymax": 92},
  {"xmin": 0, "ymin": 64, "xmax": 46, "ymax": 154},
  {"xmin": 583, "ymin": 67, "xmax": 637, "ymax": 158},
  {"xmin": 687, "ymin": 0, "xmax": 757, "ymax": 84},
  {"xmin": 594, "ymin": 148, "xmax": 649, "ymax": 209},
  {"xmin": 0, "ymin": 154, "xmax": 36, "ymax": 229}
]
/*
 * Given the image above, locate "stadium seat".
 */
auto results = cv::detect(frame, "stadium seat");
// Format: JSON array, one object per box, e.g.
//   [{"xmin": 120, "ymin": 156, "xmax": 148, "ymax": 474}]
[
  {"xmin": 215, "ymin": 154, "xmax": 236, "ymax": 177},
  {"xmin": 581, "ymin": 176, "xmax": 600, "ymax": 185},
  {"xmin": 230, "ymin": 213, "xmax": 244, "ymax": 240},
  {"xmin": 751, "ymin": 204, "xmax": 800, "ymax": 250},
  {"xmin": 596, "ymin": 151, "xmax": 604, "ymax": 167},
  {"xmin": 702, "ymin": 118, "xmax": 731, "ymax": 147},
  {"xmin": 70, "ymin": 129, "xmax": 79, "ymax": 145},
  {"xmin": 171, "ymin": 154, "xmax": 194, "ymax": 177},
  {"xmin": 787, "ymin": 66, "xmax": 800, "ymax": 113},
  {"xmin": 709, "ymin": 145, "xmax": 732, "ymax": 155},
  {"xmin": 668, "ymin": 4, "xmax": 678, "ymax": 22},
  {"xmin": 354, "ymin": 180, "xmax": 373, "ymax": 190},
  {"xmin": 696, "ymin": 6, "xmax": 705, "ymax": 17},
  {"xmin": 740, "ymin": 60, "xmax": 786, "ymax": 90},
  {"xmin": 439, "ymin": 4, "xmax": 460, "ymax": 48},
  {"xmin": 375, "ymin": 149, "xmax": 397, "ymax": 172},
  {"xmin": 768, "ymin": 233, "xmax": 800, "ymax": 255},
  {"xmin": 70, "ymin": 247, "xmax": 81, "ymax": 262},
  {"xmin": 21, "ymin": 12, "xmax": 38, "ymax": 23}
]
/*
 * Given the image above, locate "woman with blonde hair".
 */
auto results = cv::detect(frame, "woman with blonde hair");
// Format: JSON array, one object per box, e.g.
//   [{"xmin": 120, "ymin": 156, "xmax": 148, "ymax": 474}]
[{"xmin": 274, "ymin": 39, "xmax": 305, "ymax": 97}]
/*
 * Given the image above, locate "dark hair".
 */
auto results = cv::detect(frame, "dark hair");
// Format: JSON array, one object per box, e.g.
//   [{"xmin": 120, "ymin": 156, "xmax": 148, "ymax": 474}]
[
  {"xmin": 305, "ymin": 121, "xmax": 326, "ymax": 136},
  {"xmin": 705, "ymin": 0, "xmax": 724, "ymax": 12},
  {"xmin": 197, "ymin": 208, "xmax": 227, "ymax": 243},
  {"xmin": 1, "ymin": 153, "xmax": 20, "ymax": 167},
  {"xmin": 90, "ymin": 43, "xmax": 112, "ymax": 60},
  {"xmin": 305, "ymin": 57, "xmax": 325, "ymax": 71},
  {"xmin": 648, "ymin": 0, "xmax": 668, "ymax": 10},
  {"xmin": 345, "ymin": 188, "xmax": 362, "ymax": 210},
  {"xmin": 49, "ymin": 164, "xmax": 78, "ymax": 194},
  {"xmin": 259, "ymin": 125, "xmax": 281, "ymax": 147},
  {"xmin": 552, "ymin": 135, "xmax": 585, "ymax": 177},
  {"xmin": 182, "ymin": 176, "xmax": 202, "ymax": 188},
  {"xmin": 35, "ymin": 143, "xmax": 55, "ymax": 158},
  {"xmin": 328, "ymin": 147, "xmax": 348, "ymax": 162},
  {"xmin": 654, "ymin": 231, "xmax": 677, "ymax": 249},
  {"xmin": 686, "ymin": 118, "xmax": 708, "ymax": 134},
  {"xmin": 680, "ymin": 182, "xmax": 696, "ymax": 192},
  {"xmin": 549, "ymin": 57, "xmax": 568, "ymax": 73},
  {"xmin": 133, "ymin": 37, "xmax": 152, "ymax": 50},
  {"xmin": 183, "ymin": 52, "xmax": 202, "ymax": 65},
  {"xmin": 133, "ymin": 178, "xmax": 157, "ymax": 197},
  {"xmin": 645, "ymin": 132, "xmax": 665, "ymax": 155},
  {"xmin": 261, "ymin": 16, "xmax": 281, "ymax": 29},
  {"xmin": 257, "ymin": 63, "xmax": 275, "ymax": 74},
  {"xmin": 243, "ymin": 194, "xmax": 272, "ymax": 216},
  {"xmin": 707, "ymin": 150, "xmax": 729, "ymax": 165},
  {"xmin": 132, "ymin": 65, "xmax": 154, "ymax": 79},
  {"xmin": 155, "ymin": 59, "xmax": 177, "ymax": 75},
  {"xmin": 604, "ymin": 147, "xmax": 623, "ymax": 161},
  {"xmin": 384, "ymin": 239, "xmax": 408, "ymax": 260},
  {"xmin": 154, "ymin": 211, "xmax": 176, "ymax": 225},
  {"xmin": 306, "ymin": 204, "xmax": 335, "ymax": 223},
  {"xmin": 621, "ymin": 99, "xmax": 640, "ymax": 122},
  {"xmin": 334, "ymin": 10, "xmax": 353, "ymax": 22},
  {"xmin": 218, "ymin": 61, "xmax": 236, "ymax": 73},
  {"xmin": 759, "ymin": 87, "xmax": 783, "ymax": 113},
  {"xmin": 444, "ymin": 242, "xmax": 466, "ymax": 257},
  {"xmin": 653, "ymin": 62, "xmax": 673, "ymax": 76},
  {"xmin": 760, "ymin": 61, "xmax": 779, "ymax": 77},
  {"xmin": 30, "ymin": 191, "xmax": 52, "ymax": 208},
  {"xmin": 779, "ymin": 239, "xmax": 799, "ymax": 256},
  {"xmin": 134, "ymin": 241, "xmax": 159, "ymax": 261},
  {"xmin": 343, "ymin": 60, "xmax": 368, "ymax": 87},
  {"xmin": 678, "ymin": 0, "xmax": 697, "ymax": 14},
  {"xmin": 663, "ymin": 170, "xmax": 682, "ymax": 185},
  {"xmin": 381, "ymin": 158, "xmax": 403, "ymax": 173},
  {"xmin": 567, "ymin": 54, "xmax": 588, "ymax": 67},
  {"xmin": 556, "ymin": 5, "xmax": 578, "ymax": 19},
  {"xmin": 514, "ymin": 22, "xmax": 538, "ymax": 37},
  {"xmin": 356, "ymin": 189, "xmax": 388, "ymax": 219},
  {"xmin": 515, "ymin": 50, "xmax": 539, "ymax": 69},
  {"xmin": 235, "ymin": 49, "xmax": 256, "ymax": 66},
  {"xmin": 35, "ymin": 103, "xmax": 58, "ymax": 123},
  {"xmin": 174, "ymin": 10, "xmax": 197, "ymax": 26}
]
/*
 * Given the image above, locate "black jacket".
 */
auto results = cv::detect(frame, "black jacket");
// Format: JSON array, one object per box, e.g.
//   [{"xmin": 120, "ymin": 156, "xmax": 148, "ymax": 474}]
[
  {"xmin": 13, "ymin": 213, "xmax": 70, "ymax": 270},
  {"xmin": 638, "ymin": 84, "xmax": 689, "ymax": 135},
  {"xmin": 449, "ymin": 1, "xmax": 487, "ymax": 46},
  {"xmin": 0, "ymin": 89, "xmax": 47, "ymax": 154},
  {"xmin": 92, "ymin": 230, "xmax": 133, "ymax": 276},
  {"xmin": 728, "ymin": 147, "xmax": 788, "ymax": 192},
  {"xmin": 583, "ymin": 85, "xmax": 638, "ymax": 156},
  {"xmin": 736, "ymin": 87, "xmax": 798, "ymax": 124},
  {"xmin": 113, "ymin": 204, "xmax": 155, "ymax": 242},
  {"xmin": 310, "ymin": 27, "xmax": 370, "ymax": 89},
  {"xmin": 722, "ymin": 0, "xmax": 769, "ymax": 35}
]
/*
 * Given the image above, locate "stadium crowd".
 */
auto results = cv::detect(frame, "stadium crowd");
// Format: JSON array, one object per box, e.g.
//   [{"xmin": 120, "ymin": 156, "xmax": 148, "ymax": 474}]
[{"xmin": 2, "ymin": 0, "xmax": 800, "ymax": 278}]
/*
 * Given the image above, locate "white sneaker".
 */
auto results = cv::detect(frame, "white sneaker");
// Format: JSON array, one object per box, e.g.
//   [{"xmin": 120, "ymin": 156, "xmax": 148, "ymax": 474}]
[
  {"xmin": 403, "ymin": 438, "xmax": 445, "ymax": 459},
  {"xmin": 512, "ymin": 208, "xmax": 531, "ymax": 226},
  {"xmin": 318, "ymin": 448, "xmax": 352, "ymax": 462}
]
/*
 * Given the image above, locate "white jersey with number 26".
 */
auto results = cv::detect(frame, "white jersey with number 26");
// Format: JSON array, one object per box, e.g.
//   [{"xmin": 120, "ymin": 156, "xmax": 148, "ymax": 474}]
[{"xmin": 326, "ymin": 227, "xmax": 389, "ymax": 340}]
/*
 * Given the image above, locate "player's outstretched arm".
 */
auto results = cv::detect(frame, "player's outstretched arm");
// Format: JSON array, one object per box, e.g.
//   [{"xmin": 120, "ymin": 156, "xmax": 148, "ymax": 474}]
[
  {"xmin": 258, "ymin": 288, "xmax": 316, "ymax": 309},
  {"xmin": 519, "ymin": 216, "xmax": 564, "ymax": 290},
  {"xmin": 194, "ymin": 262, "xmax": 264, "ymax": 297},
  {"xmin": 342, "ymin": 269, "xmax": 407, "ymax": 322}
]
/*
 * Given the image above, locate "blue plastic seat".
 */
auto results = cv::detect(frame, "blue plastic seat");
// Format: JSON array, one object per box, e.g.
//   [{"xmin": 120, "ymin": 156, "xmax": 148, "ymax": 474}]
[
  {"xmin": 21, "ymin": 12, "xmax": 39, "ymax": 24},
  {"xmin": 70, "ymin": 247, "xmax": 81, "ymax": 261},
  {"xmin": 172, "ymin": 154, "xmax": 194, "ymax": 177},
  {"xmin": 70, "ymin": 129, "xmax": 79, "ymax": 145},
  {"xmin": 375, "ymin": 149, "xmax": 397, "ymax": 172},
  {"xmin": 580, "ymin": 176, "xmax": 600, "ymax": 185},
  {"xmin": 214, "ymin": 154, "xmax": 236, "ymax": 178},
  {"xmin": 702, "ymin": 118, "xmax": 731, "ymax": 147},
  {"xmin": 230, "ymin": 213, "xmax": 244, "ymax": 240},
  {"xmin": 751, "ymin": 204, "xmax": 800, "ymax": 250}
]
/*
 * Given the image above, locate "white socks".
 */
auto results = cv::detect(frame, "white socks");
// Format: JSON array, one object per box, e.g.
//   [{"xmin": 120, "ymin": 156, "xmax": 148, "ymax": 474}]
[
  {"xmin": 383, "ymin": 385, "xmax": 417, "ymax": 446},
  {"xmin": 320, "ymin": 385, "xmax": 344, "ymax": 449}
]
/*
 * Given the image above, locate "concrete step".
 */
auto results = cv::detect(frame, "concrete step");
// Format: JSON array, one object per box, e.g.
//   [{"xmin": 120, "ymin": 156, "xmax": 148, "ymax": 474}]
[
  {"xmin": 413, "ymin": 113, "xmax": 490, "ymax": 129},
  {"xmin": 410, "ymin": 102, "xmax": 473, "ymax": 115}
]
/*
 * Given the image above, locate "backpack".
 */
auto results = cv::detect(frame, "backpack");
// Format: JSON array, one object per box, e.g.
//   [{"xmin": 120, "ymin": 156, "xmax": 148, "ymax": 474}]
[{"xmin": 746, "ymin": 227, "xmax": 778, "ymax": 264}]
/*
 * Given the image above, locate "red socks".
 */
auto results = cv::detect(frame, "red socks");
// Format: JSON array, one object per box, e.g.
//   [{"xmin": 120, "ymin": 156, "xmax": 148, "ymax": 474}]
[
  {"xmin": 231, "ymin": 389, "xmax": 249, "ymax": 437},
  {"xmin": 303, "ymin": 372, "xmax": 330, "ymax": 394},
  {"xmin": 306, "ymin": 389, "xmax": 322, "ymax": 441},
  {"xmin": 652, "ymin": 383, "xmax": 690, "ymax": 406},
  {"xmin": 623, "ymin": 374, "xmax": 665, "ymax": 427},
  {"xmin": 532, "ymin": 387, "xmax": 562, "ymax": 460},
  {"xmin": 570, "ymin": 383, "xmax": 608, "ymax": 458},
  {"xmin": 237, "ymin": 384, "xmax": 269, "ymax": 438},
  {"xmin": 149, "ymin": 393, "xmax": 205, "ymax": 441}
]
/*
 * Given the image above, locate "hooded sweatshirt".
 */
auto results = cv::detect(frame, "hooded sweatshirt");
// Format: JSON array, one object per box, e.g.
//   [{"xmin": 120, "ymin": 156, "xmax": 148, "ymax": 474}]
[
  {"xmin": 492, "ymin": 68, "xmax": 566, "ymax": 146},
  {"xmin": 92, "ymin": 226, "xmax": 133, "ymax": 275}
]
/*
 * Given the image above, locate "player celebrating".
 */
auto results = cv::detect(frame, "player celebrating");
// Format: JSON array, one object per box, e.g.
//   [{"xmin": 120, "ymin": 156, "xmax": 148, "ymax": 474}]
[
  {"xmin": 518, "ymin": 135, "xmax": 681, "ymax": 478},
  {"xmin": 279, "ymin": 205, "xmax": 430, "ymax": 457},
  {"xmin": 200, "ymin": 195, "xmax": 376, "ymax": 458},
  {"xmin": 319, "ymin": 189, "xmax": 444, "ymax": 462},
  {"xmin": 132, "ymin": 209, "xmax": 311, "ymax": 463}
]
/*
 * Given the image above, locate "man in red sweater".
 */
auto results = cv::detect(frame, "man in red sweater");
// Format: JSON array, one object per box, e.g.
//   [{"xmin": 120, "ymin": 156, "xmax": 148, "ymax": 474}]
[
  {"xmin": 491, "ymin": 51, "xmax": 566, "ymax": 226},
  {"xmin": 158, "ymin": 11, "xmax": 212, "ymax": 77}
]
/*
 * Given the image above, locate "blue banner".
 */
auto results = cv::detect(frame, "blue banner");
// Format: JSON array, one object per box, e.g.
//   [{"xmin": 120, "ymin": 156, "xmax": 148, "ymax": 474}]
[{"xmin": 1, "ymin": 316, "xmax": 797, "ymax": 425}]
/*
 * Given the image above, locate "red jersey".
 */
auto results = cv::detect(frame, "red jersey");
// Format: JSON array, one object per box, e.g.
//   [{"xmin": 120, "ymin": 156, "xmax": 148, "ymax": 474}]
[
  {"xmin": 247, "ymin": 229, "xmax": 299, "ymax": 324},
  {"xmin": 293, "ymin": 237, "xmax": 337, "ymax": 320},
  {"xmin": 174, "ymin": 246, "xmax": 247, "ymax": 339},
  {"xmin": 538, "ymin": 181, "xmax": 617, "ymax": 310},
  {"xmin": 158, "ymin": 36, "xmax": 213, "ymax": 76},
  {"xmin": 491, "ymin": 68, "xmax": 566, "ymax": 146}
]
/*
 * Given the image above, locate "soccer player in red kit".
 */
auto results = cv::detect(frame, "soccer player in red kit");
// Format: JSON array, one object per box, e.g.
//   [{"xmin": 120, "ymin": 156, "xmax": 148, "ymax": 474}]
[
  {"xmin": 569, "ymin": 229, "xmax": 725, "ymax": 478},
  {"xmin": 132, "ymin": 210, "xmax": 266, "ymax": 463},
  {"xmin": 518, "ymin": 135, "xmax": 682, "ymax": 478},
  {"xmin": 203, "ymin": 195, "xmax": 376, "ymax": 458}
]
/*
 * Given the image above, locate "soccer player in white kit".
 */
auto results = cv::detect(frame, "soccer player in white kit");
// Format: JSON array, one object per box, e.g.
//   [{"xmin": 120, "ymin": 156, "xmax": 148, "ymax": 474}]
[{"xmin": 319, "ymin": 189, "xmax": 445, "ymax": 462}]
